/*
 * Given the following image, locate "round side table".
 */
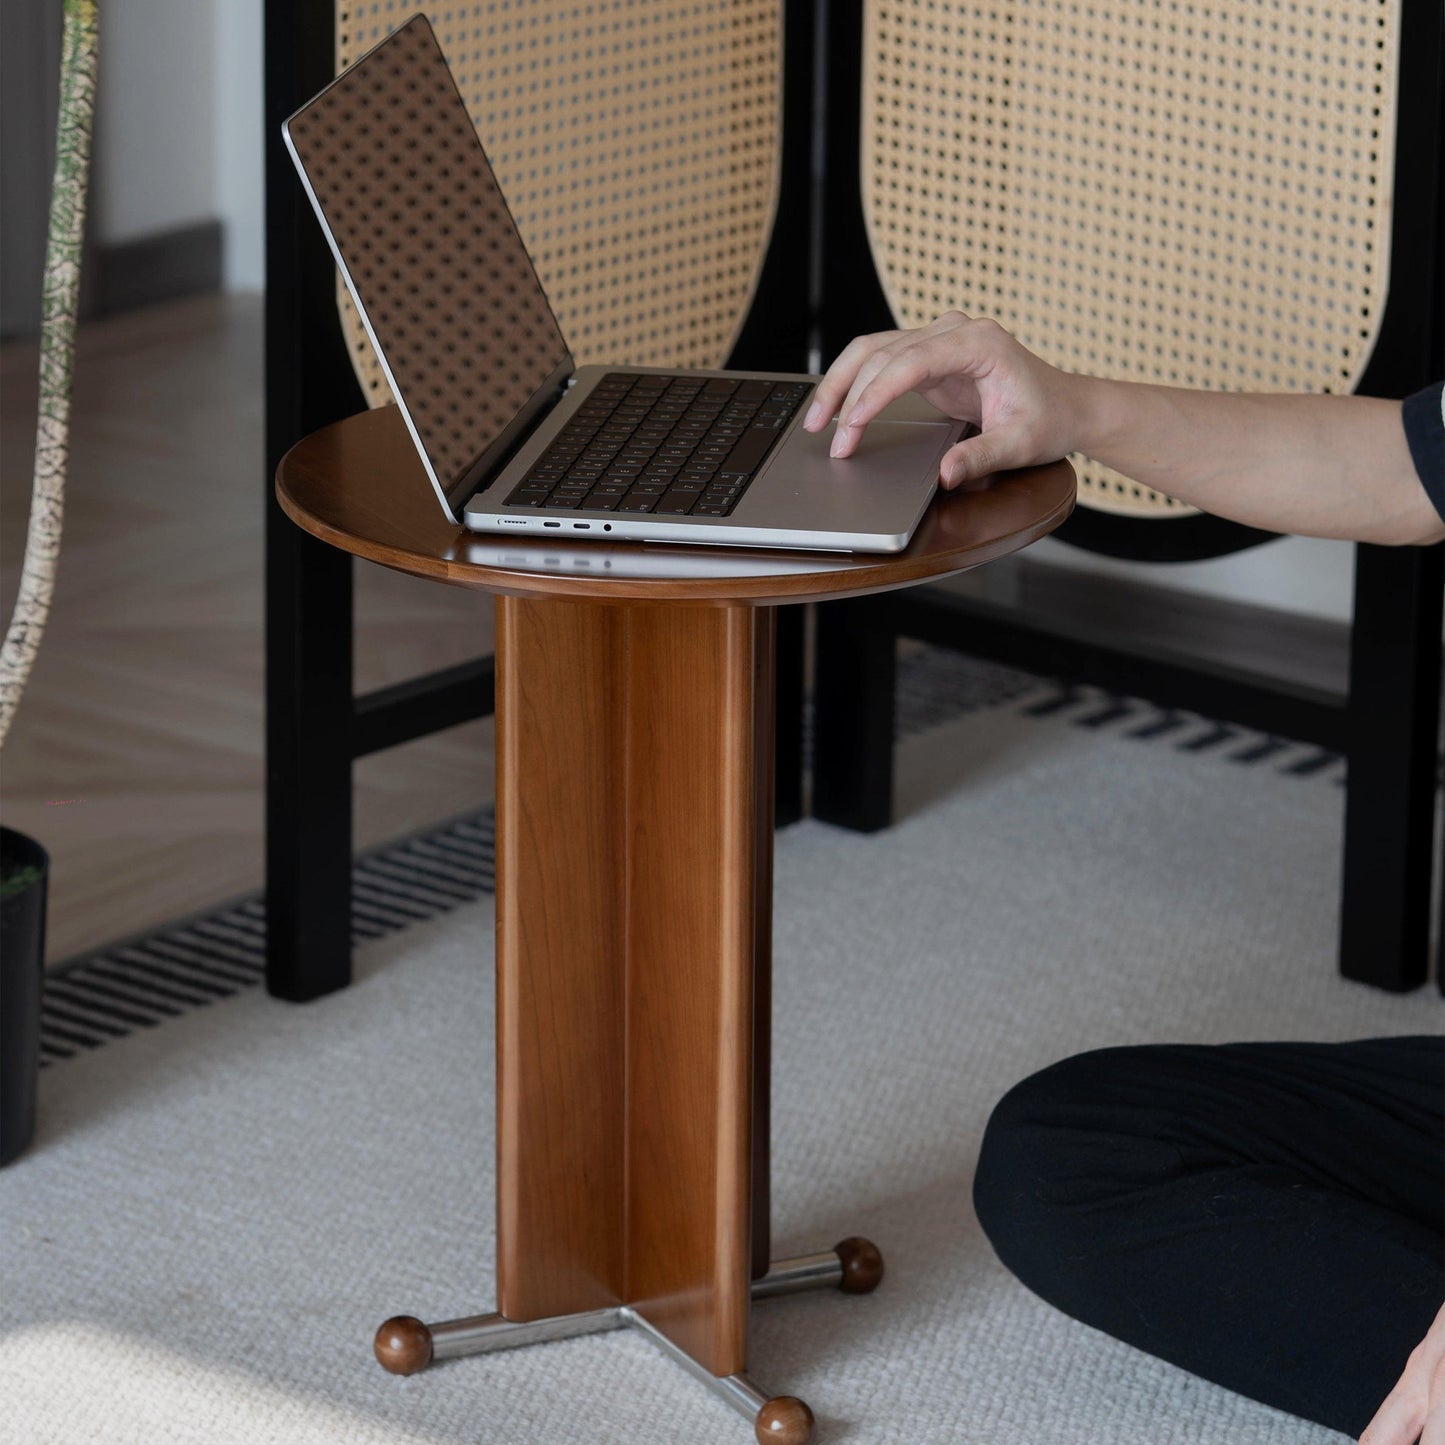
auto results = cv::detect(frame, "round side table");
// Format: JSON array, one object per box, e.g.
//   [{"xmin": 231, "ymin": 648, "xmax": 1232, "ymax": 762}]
[{"xmin": 278, "ymin": 402, "xmax": 1074, "ymax": 1443}]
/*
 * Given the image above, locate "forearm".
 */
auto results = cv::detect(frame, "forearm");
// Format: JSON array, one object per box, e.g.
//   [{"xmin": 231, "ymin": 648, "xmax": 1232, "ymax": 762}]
[
  {"xmin": 1069, "ymin": 379, "xmax": 1443, "ymax": 545},
  {"xmin": 812, "ymin": 312, "xmax": 1444, "ymax": 545}
]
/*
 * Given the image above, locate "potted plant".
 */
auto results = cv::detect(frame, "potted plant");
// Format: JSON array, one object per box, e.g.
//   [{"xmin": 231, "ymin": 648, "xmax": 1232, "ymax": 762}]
[{"xmin": 0, "ymin": 0, "xmax": 98, "ymax": 1166}]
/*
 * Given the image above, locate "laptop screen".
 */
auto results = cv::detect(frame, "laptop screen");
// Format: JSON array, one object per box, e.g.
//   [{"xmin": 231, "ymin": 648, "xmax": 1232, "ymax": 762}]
[{"xmin": 283, "ymin": 15, "xmax": 573, "ymax": 512}]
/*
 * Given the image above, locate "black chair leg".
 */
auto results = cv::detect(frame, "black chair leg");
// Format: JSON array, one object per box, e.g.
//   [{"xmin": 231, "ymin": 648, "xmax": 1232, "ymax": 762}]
[
  {"xmin": 264, "ymin": 0, "xmax": 367, "ymax": 1000},
  {"xmin": 264, "ymin": 519, "xmax": 356, "ymax": 1001},
  {"xmin": 812, "ymin": 596, "xmax": 897, "ymax": 832},
  {"xmin": 1340, "ymin": 541, "xmax": 1444, "ymax": 992}
]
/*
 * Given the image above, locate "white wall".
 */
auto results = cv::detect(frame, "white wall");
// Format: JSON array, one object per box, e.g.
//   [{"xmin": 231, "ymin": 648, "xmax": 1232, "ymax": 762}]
[
  {"xmin": 215, "ymin": 0, "xmax": 263, "ymax": 292},
  {"xmin": 92, "ymin": 0, "xmax": 263, "ymax": 292},
  {"xmin": 94, "ymin": 0, "xmax": 217, "ymax": 244},
  {"xmin": 1029, "ymin": 534, "xmax": 1357, "ymax": 624}
]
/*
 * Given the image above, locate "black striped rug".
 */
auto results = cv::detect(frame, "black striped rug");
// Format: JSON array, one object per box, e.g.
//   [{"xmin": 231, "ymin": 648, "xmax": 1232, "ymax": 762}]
[
  {"xmin": 39, "ymin": 814, "xmax": 495, "ymax": 1068},
  {"xmin": 40, "ymin": 649, "xmax": 1350, "ymax": 1068}
]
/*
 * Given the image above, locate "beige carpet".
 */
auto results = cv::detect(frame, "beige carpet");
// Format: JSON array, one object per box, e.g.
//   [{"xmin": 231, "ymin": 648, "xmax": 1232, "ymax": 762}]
[{"xmin": 1, "ymin": 682, "xmax": 1436, "ymax": 1444}]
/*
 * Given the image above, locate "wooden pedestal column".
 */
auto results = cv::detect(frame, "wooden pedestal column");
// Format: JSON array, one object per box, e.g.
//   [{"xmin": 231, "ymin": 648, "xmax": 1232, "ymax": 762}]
[{"xmin": 494, "ymin": 596, "xmax": 775, "ymax": 1376}]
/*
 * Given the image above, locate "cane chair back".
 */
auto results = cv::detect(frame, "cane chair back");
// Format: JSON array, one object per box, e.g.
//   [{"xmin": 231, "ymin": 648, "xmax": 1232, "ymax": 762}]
[
  {"xmin": 335, "ymin": 1, "xmax": 783, "ymax": 405},
  {"xmin": 861, "ymin": 0, "xmax": 1402, "ymax": 523}
]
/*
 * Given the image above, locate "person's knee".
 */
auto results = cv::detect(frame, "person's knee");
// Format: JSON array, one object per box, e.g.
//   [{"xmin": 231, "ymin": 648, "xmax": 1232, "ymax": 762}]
[
  {"xmin": 972, "ymin": 1057, "xmax": 1074, "ymax": 1278},
  {"xmin": 973, "ymin": 1046, "xmax": 1165, "ymax": 1296}
]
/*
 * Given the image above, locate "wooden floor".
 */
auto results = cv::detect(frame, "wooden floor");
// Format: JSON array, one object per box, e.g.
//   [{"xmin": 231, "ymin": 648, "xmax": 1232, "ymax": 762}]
[{"xmin": 1, "ymin": 295, "xmax": 496, "ymax": 964}]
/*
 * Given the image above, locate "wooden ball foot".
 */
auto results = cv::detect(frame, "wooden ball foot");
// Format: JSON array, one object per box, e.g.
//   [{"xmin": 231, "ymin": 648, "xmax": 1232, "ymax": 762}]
[
  {"xmin": 835, "ymin": 1236, "xmax": 884, "ymax": 1294},
  {"xmin": 374, "ymin": 1315, "xmax": 434, "ymax": 1375},
  {"xmin": 754, "ymin": 1394, "xmax": 815, "ymax": 1445}
]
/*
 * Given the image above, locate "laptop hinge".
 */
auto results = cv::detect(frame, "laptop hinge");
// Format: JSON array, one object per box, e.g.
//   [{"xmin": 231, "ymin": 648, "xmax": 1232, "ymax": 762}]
[{"xmin": 446, "ymin": 358, "xmax": 574, "ymax": 511}]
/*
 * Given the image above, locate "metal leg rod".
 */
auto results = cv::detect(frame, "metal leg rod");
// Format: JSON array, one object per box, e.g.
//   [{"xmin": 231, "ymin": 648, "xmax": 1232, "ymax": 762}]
[
  {"xmin": 376, "ymin": 1239, "xmax": 881, "ymax": 1442},
  {"xmin": 623, "ymin": 1308, "xmax": 768, "ymax": 1420},
  {"xmin": 374, "ymin": 1306, "xmax": 626, "ymax": 1374},
  {"xmin": 623, "ymin": 1308, "xmax": 817, "ymax": 1442},
  {"xmin": 758, "ymin": 1236, "xmax": 885, "ymax": 1301},
  {"xmin": 750, "ymin": 1251, "xmax": 842, "ymax": 1299},
  {"xmin": 431, "ymin": 1307, "xmax": 626, "ymax": 1360}
]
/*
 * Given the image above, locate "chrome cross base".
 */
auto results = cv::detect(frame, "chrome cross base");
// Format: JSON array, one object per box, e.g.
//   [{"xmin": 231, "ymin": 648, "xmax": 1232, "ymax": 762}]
[{"xmin": 374, "ymin": 1238, "xmax": 883, "ymax": 1445}]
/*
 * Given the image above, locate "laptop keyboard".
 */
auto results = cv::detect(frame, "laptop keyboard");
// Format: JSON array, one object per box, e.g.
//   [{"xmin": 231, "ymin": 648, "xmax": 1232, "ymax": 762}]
[{"xmin": 503, "ymin": 373, "xmax": 812, "ymax": 516}]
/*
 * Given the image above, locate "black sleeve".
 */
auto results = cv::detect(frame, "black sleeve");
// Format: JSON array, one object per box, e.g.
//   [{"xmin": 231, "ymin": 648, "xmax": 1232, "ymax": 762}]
[{"xmin": 1401, "ymin": 380, "xmax": 1444, "ymax": 523}]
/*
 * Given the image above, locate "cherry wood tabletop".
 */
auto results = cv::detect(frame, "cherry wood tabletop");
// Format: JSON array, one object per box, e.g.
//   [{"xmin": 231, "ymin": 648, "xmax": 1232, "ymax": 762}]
[{"xmin": 277, "ymin": 403, "xmax": 1075, "ymax": 607}]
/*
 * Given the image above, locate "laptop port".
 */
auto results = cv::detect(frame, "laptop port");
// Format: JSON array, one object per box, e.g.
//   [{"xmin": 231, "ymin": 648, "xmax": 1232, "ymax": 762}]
[
  {"xmin": 543, "ymin": 521, "xmax": 561, "ymax": 528},
  {"xmin": 573, "ymin": 522, "xmax": 590, "ymax": 529}
]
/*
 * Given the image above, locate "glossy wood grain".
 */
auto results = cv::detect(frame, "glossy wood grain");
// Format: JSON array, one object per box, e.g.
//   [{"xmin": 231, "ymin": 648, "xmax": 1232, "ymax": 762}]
[
  {"xmin": 749, "ymin": 618, "xmax": 775, "ymax": 1285},
  {"xmin": 494, "ymin": 597, "xmax": 628, "ymax": 1319},
  {"xmin": 276, "ymin": 403, "xmax": 1075, "ymax": 607},
  {"xmin": 373, "ymin": 1315, "xmax": 434, "ymax": 1375},
  {"xmin": 755, "ymin": 1396, "xmax": 815, "ymax": 1444},
  {"xmin": 494, "ymin": 597, "xmax": 771, "ymax": 1373},
  {"xmin": 621, "ymin": 604, "xmax": 767, "ymax": 1368}
]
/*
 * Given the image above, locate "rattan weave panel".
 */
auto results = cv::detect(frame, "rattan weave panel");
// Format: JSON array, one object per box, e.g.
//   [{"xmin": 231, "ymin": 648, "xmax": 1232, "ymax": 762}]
[
  {"xmin": 862, "ymin": 0, "xmax": 1401, "ymax": 517},
  {"xmin": 336, "ymin": 1, "xmax": 782, "ymax": 410}
]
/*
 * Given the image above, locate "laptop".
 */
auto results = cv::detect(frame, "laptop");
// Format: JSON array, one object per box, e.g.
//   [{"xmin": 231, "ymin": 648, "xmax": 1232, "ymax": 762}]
[{"xmin": 283, "ymin": 13, "xmax": 963, "ymax": 553}]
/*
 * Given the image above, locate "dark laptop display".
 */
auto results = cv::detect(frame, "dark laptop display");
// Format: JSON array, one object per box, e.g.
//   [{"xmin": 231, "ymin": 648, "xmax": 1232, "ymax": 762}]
[{"xmin": 283, "ymin": 16, "xmax": 571, "ymax": 510}]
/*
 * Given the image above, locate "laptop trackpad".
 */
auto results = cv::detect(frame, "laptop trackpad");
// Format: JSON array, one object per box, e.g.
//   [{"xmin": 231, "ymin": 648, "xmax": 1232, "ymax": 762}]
[{"xmin": 761, "ymin": 410, "xmax": 959, "ymax": 531}]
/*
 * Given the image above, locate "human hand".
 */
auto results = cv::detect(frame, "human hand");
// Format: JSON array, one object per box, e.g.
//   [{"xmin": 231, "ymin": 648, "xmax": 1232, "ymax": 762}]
[
  {"xmin": 802, "ymin": 311, "xmax": 1086, "ymax": 488},
  {"xmin": 1361, "ymin": 1303, "xmax": 1445, "ymax": 1445}
]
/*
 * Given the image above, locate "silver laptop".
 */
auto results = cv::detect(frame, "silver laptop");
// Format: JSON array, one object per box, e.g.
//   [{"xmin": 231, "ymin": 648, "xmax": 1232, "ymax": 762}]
[{"xmin": 283, "ymin": 13, "xmax": 962, "ymax": 553}]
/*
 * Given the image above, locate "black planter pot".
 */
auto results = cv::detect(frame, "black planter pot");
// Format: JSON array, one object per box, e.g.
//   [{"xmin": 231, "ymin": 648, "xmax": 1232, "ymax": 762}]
[{"xmin": 1, "ymin": 825, "xmax": 48, "ymax": 1166}]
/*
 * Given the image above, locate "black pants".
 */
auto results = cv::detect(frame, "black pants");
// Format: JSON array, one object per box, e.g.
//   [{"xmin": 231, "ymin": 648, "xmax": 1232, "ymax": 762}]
[{"xmin": 973, "ymin": 1037, "xmax": 1444, "ymax": 1438}]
